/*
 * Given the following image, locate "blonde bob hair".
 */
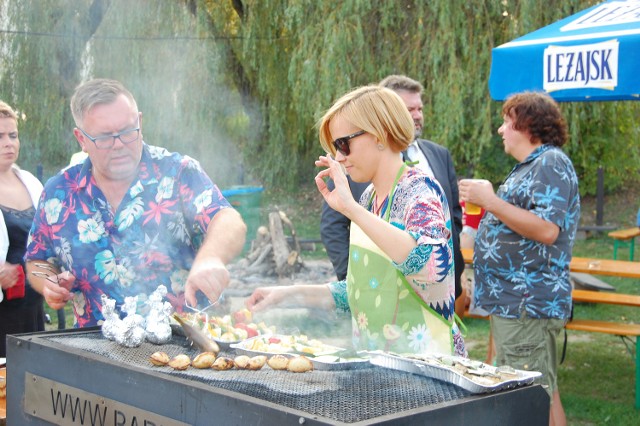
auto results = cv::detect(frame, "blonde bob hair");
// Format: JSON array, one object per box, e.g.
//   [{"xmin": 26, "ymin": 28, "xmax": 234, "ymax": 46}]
[{"xmin": 318, "ymin": 85, "xmax": 414, "ymax": 156}]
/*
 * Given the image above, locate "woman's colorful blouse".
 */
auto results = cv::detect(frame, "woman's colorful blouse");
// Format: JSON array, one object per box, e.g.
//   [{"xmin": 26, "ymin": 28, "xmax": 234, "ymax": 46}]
[{"xmin": 329, "ymin": 168, "xmax": 457, "ymax": 321}]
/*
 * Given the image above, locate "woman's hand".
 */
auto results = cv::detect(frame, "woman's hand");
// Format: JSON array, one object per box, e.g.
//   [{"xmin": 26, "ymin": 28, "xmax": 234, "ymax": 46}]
[
  {"xmin": 0, "ymin": 262, "xmax": 20, "ymax": 290},
  {"xmin": 245, "ymin": 284, "xmax": 335, "ymax": 313},
  {"xmin": 245, "ymin": 286, "xmax": 294, "ymax": 313},
  {"xmin": 458, "ymin": 179, "xmax": 495, "ymax": 210},
  {"xmin": 314, "ymin": 155, "xmax": 359, "ymax": 217}
]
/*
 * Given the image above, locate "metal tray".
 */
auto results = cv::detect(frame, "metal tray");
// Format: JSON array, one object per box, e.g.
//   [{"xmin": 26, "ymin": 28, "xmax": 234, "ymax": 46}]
[
  {"xmin": 367, "ymin": 351, "xmax": 541, "ymax": 394},
  {"xmin": 230, "ymin": 335, "xmax": 371, "ymax": 371}
]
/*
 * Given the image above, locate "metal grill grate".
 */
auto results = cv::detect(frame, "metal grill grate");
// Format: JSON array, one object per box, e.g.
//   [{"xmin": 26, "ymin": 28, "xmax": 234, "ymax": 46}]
[{"xmin": 44, "ymin": 331, "xmax": 470, "ymax": 423}]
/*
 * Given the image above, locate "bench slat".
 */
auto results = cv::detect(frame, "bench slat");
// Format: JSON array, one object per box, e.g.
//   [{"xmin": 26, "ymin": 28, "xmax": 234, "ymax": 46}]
[
  {"xmin": 608, "ymin": 227, "xmax": 640, "ymax": 240},
  {"xmin": 572, "ymin": 289, "xmax": 640, "ymax": 307},
  {"xmin": 462, "ymin": 311, "xmax": 640, "ymax": 337},
  {"xmin": 566, "ymin": 319, "xmax": 640, "ymax": 336}
]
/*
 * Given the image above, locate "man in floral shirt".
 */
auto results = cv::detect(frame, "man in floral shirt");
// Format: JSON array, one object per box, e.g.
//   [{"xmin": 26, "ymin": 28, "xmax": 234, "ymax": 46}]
[
  {"xmin": 459, "ymin": 92, "xmax": 579, "ymax": 426},
  {"xmin": 25, "ymin": 79, "xmax": 246, "ymax": 327}
]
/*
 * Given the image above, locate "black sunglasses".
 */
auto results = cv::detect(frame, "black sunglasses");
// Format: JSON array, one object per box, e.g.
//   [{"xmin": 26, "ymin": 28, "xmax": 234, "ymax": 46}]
[{"xmin": 332, "ymin": 130, "xmax": 366, "ymax": 156}]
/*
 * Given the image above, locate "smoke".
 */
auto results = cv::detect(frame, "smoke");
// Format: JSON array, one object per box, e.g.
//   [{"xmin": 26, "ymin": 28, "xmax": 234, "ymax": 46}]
[
  {"xmin": 0, "ymin": 1, "xmax": 15, "ymax": 76},
  {"xmin": 1, "ymin": 0, "xmax": 255, "ymax": 187},
  {"xmin": 1, "ymin": 0, "xmax": 264, "ymax": 315},
  {"xmin": 79, "ymin": 0, "xmax": 250, "ymax": 188}
]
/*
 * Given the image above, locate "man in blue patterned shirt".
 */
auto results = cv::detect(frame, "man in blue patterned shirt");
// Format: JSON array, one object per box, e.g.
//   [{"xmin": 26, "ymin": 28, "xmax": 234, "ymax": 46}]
[
  {"xmin": 25, "ymin": 79, "xmax": 247, "ymax": 327},
  {"xmin": 459, "ymin": 92, "xmax": 580, "ymax": 426}
]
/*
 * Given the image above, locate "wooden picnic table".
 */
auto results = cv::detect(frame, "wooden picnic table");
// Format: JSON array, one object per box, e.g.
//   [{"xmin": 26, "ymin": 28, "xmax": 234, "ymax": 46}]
[{"xmin": 461, "ymin": 248, "xmax": 640, "ymax": 278}]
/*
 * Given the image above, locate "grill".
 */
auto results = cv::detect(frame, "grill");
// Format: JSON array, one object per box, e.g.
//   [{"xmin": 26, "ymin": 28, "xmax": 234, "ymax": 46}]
[{"xmin": 6, "ymin": 328, "xmax": 549, "ymax": 425}]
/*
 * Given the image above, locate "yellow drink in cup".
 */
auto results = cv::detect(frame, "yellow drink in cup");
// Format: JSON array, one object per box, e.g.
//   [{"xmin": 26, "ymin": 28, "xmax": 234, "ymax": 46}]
[
  {"xmin": 460, "ymin": 178, "xmax": 487, "ymax": 215},
  {"xmin": 465, "ymin": 202, "xmax": 481, "ymax": 215}
]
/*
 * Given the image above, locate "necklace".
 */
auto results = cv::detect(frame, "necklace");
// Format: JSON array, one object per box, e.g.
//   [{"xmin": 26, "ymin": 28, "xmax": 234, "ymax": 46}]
[
  {"xmin": 372, "ymin": 194, "xmax": 389, "ymax": 216},
  {"xmin": 368, "ymin": 163, "xmax": 407, "ymax": 221}
]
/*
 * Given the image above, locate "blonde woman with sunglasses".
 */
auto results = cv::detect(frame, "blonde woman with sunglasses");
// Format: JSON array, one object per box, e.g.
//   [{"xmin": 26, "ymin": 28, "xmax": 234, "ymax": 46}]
[{"xmin": 247, "ymin": 86, "xmax": 465, "ymax": 357}]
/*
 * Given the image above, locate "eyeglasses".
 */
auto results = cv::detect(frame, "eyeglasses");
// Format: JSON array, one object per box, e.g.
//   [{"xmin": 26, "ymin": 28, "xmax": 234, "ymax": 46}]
[
  {"xmin": 77, "ymin": 119, "xmax": 140, "ymax": 150},
  {"xmin": 332, "ymin": 130, "xmax": 366, "ymax": 156}
]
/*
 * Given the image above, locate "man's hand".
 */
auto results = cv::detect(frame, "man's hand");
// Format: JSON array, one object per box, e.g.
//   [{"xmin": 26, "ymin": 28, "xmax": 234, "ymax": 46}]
[
  {"xmin": 183, "ymin": 208, "xmax": 246, "ymax": 308},
  {"xmin": 42, "ymin": 271, "xmax": 75, "ymax": 310},
  {"xmin": 26, "ymin": 261, "xmax": 75, "ymax": 310},
  {"xmin": 184, "ymin": 257, "xmax": 230, "ymax": 308}
]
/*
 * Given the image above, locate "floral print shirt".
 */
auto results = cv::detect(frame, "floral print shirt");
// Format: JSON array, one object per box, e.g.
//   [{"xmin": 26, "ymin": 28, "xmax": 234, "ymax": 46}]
[
  {"xmin": 25, "ymin": 143, "xmax": 231, "ymax": 327},
  {"xmin": 330, "ymin": 168, "xmax": 456, "ymax": 317},
  {"xmin": 328, "ymin": 168, "xmax": 466, "ymax": 356},
  {"xmin": 474, "ymin": 144, "xmax": 580, "ymax": 320}
]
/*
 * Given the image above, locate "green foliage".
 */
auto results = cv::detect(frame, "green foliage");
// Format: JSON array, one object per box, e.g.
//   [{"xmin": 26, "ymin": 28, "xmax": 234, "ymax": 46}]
[
  {"xmin": 0, "ymin": 0, "xmax": 249, "ymax": 186},
  {"xmin": 565, "ymin": 102, "xmax": 640, "ymax": 193},
  {"xmin": 0, "ymin": 0, "xmax": 638, "ymax": 194},
  {"xmin": 196, "ymin": 0, "xmax": 640, "ymax": 194}
]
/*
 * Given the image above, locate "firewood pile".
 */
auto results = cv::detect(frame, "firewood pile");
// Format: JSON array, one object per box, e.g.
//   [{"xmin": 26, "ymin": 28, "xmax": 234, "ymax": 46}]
[{"xmin": 234, "ymin": 210, "xmax": 304, "ymax": 278}]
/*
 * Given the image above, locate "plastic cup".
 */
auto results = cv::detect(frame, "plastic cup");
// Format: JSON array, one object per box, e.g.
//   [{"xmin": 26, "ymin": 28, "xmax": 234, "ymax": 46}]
[
  {"xmin": 465, "ymin": 202, "xmax": 481, "ymax": 215},
  {"xmin": 460, "ymin": 178, "xmax": 486, "ymax": 215}
]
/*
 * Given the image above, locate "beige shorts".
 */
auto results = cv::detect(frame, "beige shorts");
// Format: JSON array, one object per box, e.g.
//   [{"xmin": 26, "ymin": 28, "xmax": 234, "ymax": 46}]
[{"xmin": 491, "ymin": 312, "xmax": 566, "ymax": 398}]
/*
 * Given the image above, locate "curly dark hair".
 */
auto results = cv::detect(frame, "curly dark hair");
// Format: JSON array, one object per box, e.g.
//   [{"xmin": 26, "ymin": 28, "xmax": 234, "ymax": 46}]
[{"xmin": 502, "ymin": 92, "xmax": 568, "ymax": 147}]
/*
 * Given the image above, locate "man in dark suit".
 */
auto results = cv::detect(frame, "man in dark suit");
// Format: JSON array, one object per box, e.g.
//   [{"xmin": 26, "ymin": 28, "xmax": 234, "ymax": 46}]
[
  {"xmin": 320, "ymin": 177, "xmax": 369, "ymax": 281},
  {"xmin": 320, "ymin": 75, "xmax": 465, "ymax": 314}
]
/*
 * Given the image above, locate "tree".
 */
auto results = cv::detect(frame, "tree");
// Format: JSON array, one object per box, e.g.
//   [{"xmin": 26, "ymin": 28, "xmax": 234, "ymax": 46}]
[
  {"xmin": 1, "ymin": 0, "xmax": 638, "ymax": 194},
  {"xmin": 192, "ymin": 0, "xmax": 639, "ymax": 193}
]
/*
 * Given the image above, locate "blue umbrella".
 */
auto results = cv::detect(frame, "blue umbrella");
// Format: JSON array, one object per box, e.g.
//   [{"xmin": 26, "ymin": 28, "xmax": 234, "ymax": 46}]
[{"xmin": 489, "ymin": 0, "xmax": 640, "ymax": 102}]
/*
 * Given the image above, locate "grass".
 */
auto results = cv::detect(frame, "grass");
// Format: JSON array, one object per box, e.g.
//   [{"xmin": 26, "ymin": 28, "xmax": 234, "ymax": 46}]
[{"xmin": 45, "ymin": 183, "xmax": 640, "ymax": 423}]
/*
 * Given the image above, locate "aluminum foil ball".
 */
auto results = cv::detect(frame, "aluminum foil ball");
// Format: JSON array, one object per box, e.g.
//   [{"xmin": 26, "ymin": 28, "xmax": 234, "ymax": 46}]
[
  {"xmin": 102, "ymin": 321, "xmax": 120, "ymax": 341},
  {"xmin": 116, "ymin": 320, "xmax": 147, "ymax": 348},
  {"xmin": 100, "ymin": 294, "xmax": 122, "ymax": 341},
  {"xmin": 146, "ymin": 322, "xmax": 172, "ymax": 345}
]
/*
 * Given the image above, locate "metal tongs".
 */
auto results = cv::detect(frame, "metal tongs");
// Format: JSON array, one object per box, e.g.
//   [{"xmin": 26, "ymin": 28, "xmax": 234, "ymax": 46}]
[
  {"xmin": 183, "ymin": 292, "xmax": 225, "ymax": 328},
  {"xmin": 31, "ymin": 262, "xmax": 71, "ymax": 286},
  {"xmin": 31, "ymin": 262, "xmax": 61, "ymax": 284}
]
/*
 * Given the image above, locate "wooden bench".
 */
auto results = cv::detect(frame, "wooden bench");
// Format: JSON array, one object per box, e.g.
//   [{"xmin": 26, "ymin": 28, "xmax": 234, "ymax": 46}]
[
  {"xmin": 463, "ymin": 289, "xmax": 640, "ymax": 409},
  {"xmin": 608, "ymin": 227, "xmax": 640, "ymax": 261}
]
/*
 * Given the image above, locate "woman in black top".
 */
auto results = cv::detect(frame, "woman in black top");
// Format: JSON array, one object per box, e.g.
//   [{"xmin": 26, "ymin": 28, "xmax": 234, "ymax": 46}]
[{"xmin": 0, "ymin": 100, "xmax": 45, "ymax": 357}]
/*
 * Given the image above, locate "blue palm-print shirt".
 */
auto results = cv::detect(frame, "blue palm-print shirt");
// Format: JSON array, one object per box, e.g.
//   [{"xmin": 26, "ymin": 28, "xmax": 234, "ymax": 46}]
[
  {"xmin": 474, "ymin": 144, "xmax": 580, "ymax": 320},
  {"xmin": 25, "ymin": 143, "xmax": 231, "ymax": 327}
]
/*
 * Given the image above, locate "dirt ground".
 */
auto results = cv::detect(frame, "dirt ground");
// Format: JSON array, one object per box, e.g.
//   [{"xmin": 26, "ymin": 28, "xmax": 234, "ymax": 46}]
[{"xmin": 579, "ymin": 185, "xmax": 640, "ymax": 229}]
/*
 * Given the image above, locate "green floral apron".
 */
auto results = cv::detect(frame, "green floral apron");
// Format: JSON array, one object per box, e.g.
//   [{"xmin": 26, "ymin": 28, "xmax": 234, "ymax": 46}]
[{"xmin": 346, "ymin": 165, "xmax": 454, "ymax": 355}]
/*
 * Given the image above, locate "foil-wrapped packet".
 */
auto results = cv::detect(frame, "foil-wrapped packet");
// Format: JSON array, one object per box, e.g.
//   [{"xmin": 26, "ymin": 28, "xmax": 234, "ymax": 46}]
[
  {"xmin": 115, "ymin": 296, "xmax": 147, "ymax": 348},
  {"xmin": 145, "ymin": 285, "xmax": 173, "ymax": 345},
  {"xmin": 100, "ymin": 294, "xmax": 122, "ymax": 341},
  {"xmin": 100, "ymin": 286, "xmax": 174, "ymax": 347}
]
